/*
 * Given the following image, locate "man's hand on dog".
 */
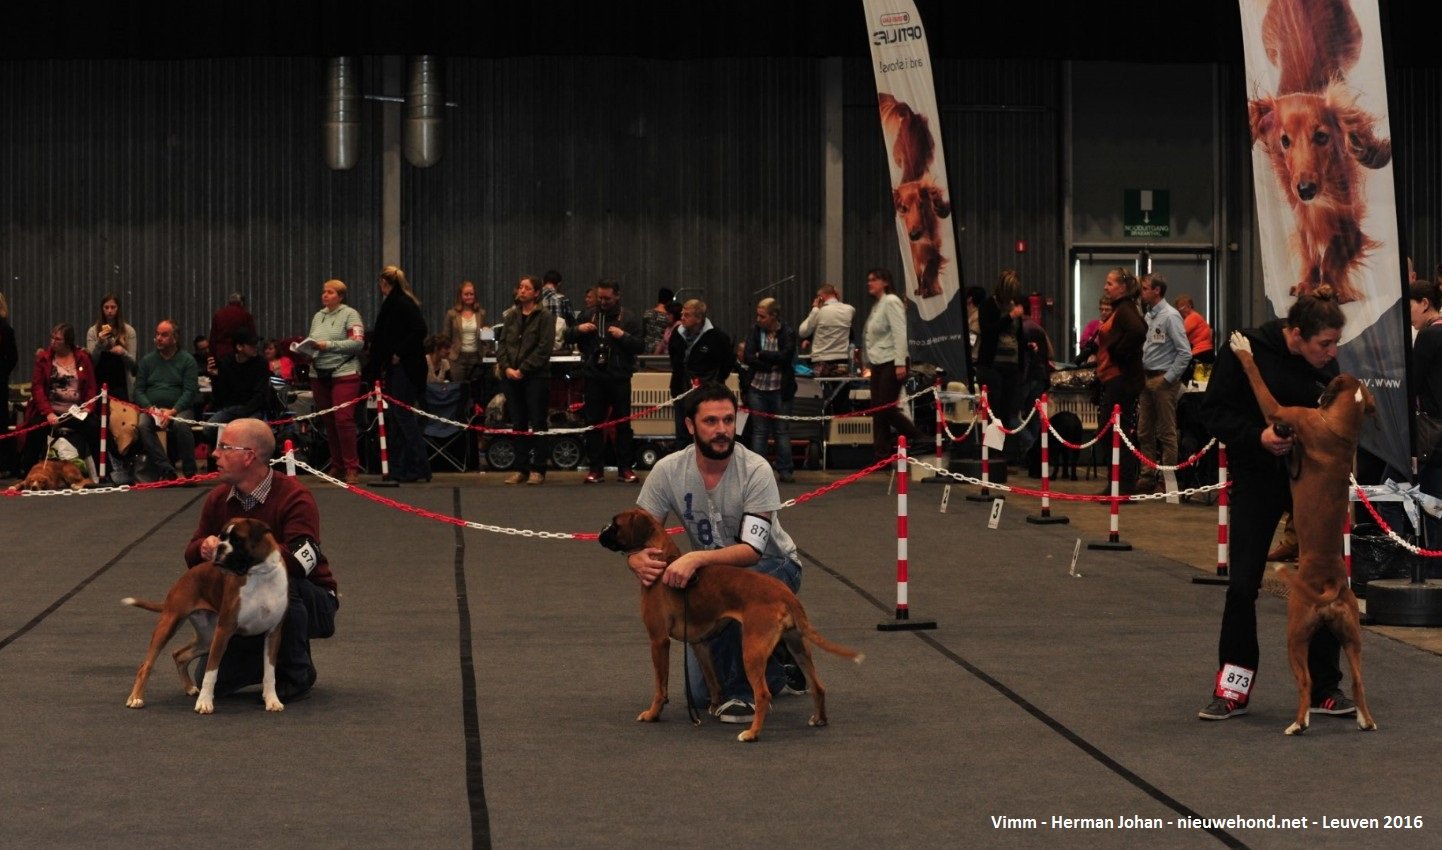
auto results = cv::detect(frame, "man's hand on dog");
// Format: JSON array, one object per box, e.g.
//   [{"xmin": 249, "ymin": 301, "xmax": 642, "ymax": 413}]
[
  {"xmin": 198, "ymin": 535, "xmax": 221, "ymax": 562},
  {"xmin": 627, "ymin": 548, "xmax": 667, "ymax": 587}
]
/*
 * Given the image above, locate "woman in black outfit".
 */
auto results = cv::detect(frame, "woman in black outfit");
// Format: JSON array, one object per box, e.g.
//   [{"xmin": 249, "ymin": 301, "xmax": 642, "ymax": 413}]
[{"xmin": 365, "ymin": 265, "xmax": 431, "ymax": 483}]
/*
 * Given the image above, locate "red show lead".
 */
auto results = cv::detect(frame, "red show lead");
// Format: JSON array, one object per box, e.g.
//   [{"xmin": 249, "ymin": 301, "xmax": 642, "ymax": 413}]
[{"xmin": 878, "ymin": 436, "xmax": 936, "ymax": 631}]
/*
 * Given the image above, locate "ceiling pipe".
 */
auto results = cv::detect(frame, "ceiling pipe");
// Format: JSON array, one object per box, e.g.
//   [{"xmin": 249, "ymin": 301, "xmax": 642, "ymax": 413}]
[
  {"xmin": 404, "ymin": 55, "xmax": 443, "ymax": 168},
  {"xmin": 323, "ymin": 57, "xmax": 360, "ymax": 171}
]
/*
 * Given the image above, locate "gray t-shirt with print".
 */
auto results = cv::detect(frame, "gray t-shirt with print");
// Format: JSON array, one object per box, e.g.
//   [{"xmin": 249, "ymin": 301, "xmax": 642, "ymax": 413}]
[{"xmin": 636, "ymin": 443, "xmax": 799, "ymax": 563}]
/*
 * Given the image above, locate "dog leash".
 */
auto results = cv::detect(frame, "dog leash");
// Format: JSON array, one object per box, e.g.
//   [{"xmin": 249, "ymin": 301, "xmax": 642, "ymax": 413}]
[{"xmin": 682, "ymin": 587, "xmax": 703, "ymax": 727}]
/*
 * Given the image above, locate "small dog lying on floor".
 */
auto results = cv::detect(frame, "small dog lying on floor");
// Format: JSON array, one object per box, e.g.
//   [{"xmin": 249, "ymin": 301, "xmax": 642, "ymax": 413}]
[
  {"xmin": 8, "ymin": 459, "xmax": 92, "ymax": 492},
  {"xmin": 599, "ymin": 508, "xmax": 863, "ymax": 743}
]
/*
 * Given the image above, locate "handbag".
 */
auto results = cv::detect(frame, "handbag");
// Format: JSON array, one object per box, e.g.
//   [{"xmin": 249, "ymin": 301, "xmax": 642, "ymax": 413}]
[{"xmin": 1417, "ymin": 411, "xmax": 1442, "ymax": 465}]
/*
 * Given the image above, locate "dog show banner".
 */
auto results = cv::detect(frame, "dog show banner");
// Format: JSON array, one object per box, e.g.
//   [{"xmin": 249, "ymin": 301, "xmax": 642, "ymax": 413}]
[
  {"xmin": 1240, "ymin": 0, "xmax": 1409, "ymax": 474},
  {"xmin": 863, "ymin": 0, "xmax": 971, "ymax": 383}
]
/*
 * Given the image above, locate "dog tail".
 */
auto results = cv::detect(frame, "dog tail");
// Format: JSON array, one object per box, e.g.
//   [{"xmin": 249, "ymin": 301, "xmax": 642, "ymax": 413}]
[
  {"xmin": 120, "ymin": 597, "xmax": 164, "ymax": 613},
  {"xmin": 1271, "ymin": 565, "xmax": 1345, "ymax": 606},
  {"xmin": 792, "ymin": 605, "xmax": 864, "ymax": 664}
]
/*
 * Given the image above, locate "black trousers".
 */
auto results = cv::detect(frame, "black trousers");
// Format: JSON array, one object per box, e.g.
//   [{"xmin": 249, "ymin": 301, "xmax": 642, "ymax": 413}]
[
  {"xmin": 207, "ymin": 577, "xmax": 337, "ymax": 695},
  {"xmin": 1097, "ymin": 377, "xmax": 1140, "ymax": 490},
  {"xmin": 1218, "ymin": 465, "xmax": 1341, "ymax": 700},
  {"xmin": 583, "ymin": 377, "xmax": 634, "ymax": 471},
  {"xmin": 502, "ymin": 374, "xmax": 550, "ymax": 474}
]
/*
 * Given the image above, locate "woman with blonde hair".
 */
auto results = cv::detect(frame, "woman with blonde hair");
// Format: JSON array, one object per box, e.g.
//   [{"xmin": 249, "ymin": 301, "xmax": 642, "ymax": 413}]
[
  {"xmin": 444, "ymin": 280, "xmax": 488, "ymax": 387},
  {"xmin": 87, "ymin": 293, "xmax": 139, "ymax": 401},
  {"xmin": 365, "ymin": 265, "xmax": 431, "ymax": 482},
  {"xmin": 307, "ymin": 279, "xmax": 366, "ymax": 485}
]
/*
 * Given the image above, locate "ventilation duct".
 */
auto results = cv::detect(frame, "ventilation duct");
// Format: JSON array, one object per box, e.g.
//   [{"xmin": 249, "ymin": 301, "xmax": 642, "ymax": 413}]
[
  {"xmin": 404, "ymin": 55, "xmax": 443, "ymax": 168},
  {"xmin": 323, "ymin": 57, "xmax": 360, "ymax": 171}
]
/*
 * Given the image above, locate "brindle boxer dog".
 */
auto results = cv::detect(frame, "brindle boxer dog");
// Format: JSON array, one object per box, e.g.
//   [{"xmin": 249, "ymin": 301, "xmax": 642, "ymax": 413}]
[
  {"xmin": 1230, "ymin": 330, "xmax": 1377, "ymax": 734},
  {"xmin": 599, "ymin": 508, "xmax": 863, "ymax": 742}
]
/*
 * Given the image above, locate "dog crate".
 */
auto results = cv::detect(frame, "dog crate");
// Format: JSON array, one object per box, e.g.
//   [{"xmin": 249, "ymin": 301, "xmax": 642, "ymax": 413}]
[
  {"xmin": 1047, "ymin": 389, "xmax": 1097, "ymax": 431},
  {"xmin": 630, "ymin": 372, "xmax": 675, "ymax": 438}
]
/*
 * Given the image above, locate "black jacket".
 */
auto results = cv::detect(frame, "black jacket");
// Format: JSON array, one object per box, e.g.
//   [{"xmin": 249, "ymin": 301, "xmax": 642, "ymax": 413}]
[
  {"xmin": 365, "ymin": 286, "xmax": 429, "ymax": 390},
  {"xmin": 567, "ymin": 305, "xmax": 644, "ymax": 380},
  {"xmin": 744, "ymin": 322, "xmax": 798, "ymax": 401},
  {"xmin": 1199, "ymin": 319, "xmax": 1338, "ymax": 475},
  {"xmin": 211, "ymin": 353, "xmax": 272, "ymax": 415},
  {"xmin": 496, "ymin": 305, "xmax": 554, "ymax": 378},
  {"xmin": 668, "ymin": 323, "xmax": 733, "ymax": 396}
]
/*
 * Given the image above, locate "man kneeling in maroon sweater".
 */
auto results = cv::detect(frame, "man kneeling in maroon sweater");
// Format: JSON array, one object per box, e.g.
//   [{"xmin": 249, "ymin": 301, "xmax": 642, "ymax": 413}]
[{"xmin": 184, "ymin": 418, "xmax": 339, "ymax": 701}]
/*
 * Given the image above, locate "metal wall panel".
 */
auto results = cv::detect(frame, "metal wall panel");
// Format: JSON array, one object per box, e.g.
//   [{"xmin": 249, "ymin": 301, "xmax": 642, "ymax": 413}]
[
  {"xmin": 0, "ymin": 58, "xmax": 382, "ymax": 362},
  {"xmin": 402, "ymin": 56, "xmax": 824, "ymax": 342}
]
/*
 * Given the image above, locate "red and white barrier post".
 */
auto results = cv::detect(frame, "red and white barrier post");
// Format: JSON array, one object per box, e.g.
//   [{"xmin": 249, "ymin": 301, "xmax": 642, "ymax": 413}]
[
  {"xmin": 879, "ymin": 436, "xmax": 936, "ymax": 631},
  {"xmin": 1027, "ymin": 394, "xmax": 1069, "ymax": 525},
  {"xmin": 1344, "ymin": 509, "xmax": 1353, "ymax": 588},
  {"xmin": 1194, "ymin": 443, "xmax": 1230, "ymax": 585},
  {"xmin": 933, "ymin": 374, "xmax": 945, "ymax": 469},
  {"xmin": 1088, "ymin": 405, "xmax": 1132, "ymax": 551},
  {"xmin": 372, "ymin": 382, "xmax": 399, "ymax": 487},
  {"xmin": 284, "ymin": 438, "xmax": 297, "ymax": 477},
  {"xmin": 98, "ymin": 384, "xmax": 109, "ymax": 482},
  {"xmin": 966, "ymin": 386, "xmax": 998, "ymax": 503}
]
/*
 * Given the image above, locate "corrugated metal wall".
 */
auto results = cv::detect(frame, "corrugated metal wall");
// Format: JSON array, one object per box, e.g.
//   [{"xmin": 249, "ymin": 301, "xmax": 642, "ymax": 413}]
[
  {"xmin": 0, "ymin": 58, "xmax": 382, "ymax": 360},
  {"xmin": 3, "ymin": 55, "xmax": 1440, "ymax": 377},
  {"xmin": 402, "ymin": 56, "xmax": 824, "ymax": 335}
]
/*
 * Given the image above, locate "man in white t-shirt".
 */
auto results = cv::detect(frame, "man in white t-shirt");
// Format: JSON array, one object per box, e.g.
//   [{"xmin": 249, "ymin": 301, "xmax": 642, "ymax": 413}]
[{"xmin": 628, "ymin": 382, "xmax": 805, "ymax": 724}]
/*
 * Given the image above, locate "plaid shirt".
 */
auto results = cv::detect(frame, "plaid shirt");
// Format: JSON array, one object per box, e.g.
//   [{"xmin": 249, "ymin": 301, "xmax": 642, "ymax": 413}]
[{"xmin": 229, "ymin": 470, "xmax": 275, "ymax": 511}]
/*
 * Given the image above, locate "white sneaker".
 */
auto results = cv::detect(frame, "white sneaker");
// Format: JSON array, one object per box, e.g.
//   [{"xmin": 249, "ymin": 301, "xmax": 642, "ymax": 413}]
[{"xmin": 713, "ymin": 698, "xmax": 755, "ymax": 724}]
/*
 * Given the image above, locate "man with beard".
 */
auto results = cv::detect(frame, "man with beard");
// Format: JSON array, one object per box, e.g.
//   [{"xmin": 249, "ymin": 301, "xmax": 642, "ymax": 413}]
[{"xmin": 626, "ymin": 382, "xmax": 806, "ymax": 725}]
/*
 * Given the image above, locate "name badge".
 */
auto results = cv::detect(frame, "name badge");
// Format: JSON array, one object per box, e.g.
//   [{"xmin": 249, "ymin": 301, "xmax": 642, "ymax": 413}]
[{"xmin": 1215, "ymin": 663, "xmax": 1255, "ymax": 702}]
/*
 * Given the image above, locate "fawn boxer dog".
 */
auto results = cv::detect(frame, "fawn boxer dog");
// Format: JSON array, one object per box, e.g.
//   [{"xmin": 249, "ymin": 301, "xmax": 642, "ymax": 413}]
[
  {"xmin": 1229, "ymin": 330, "xmax": 1377, "ymax": 734},
  {"xmin": 122, "ymin": 517, "xmax": 289, "ymax": 714},
  {"xmin": 599, "ymin": 508, "xmax": 863, "ymax": 742}
]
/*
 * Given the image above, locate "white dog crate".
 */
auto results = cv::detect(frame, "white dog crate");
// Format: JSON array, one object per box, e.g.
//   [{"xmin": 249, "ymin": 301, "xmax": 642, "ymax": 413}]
[
  {"xmin": 631, "ymin": 373, "xmax": 742, "ymax": 439},
  {"xmin": 1047, "ymin": 389, "xmax": 1098, "ymax": 431},
  {"xmin": 826, "ymin": 388, "xmax": 872, "ymax": 446}
]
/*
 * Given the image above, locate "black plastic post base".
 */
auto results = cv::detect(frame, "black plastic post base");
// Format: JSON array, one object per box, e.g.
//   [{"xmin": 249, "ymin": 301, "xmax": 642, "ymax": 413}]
[
  {"xmin": 1026, "ymin": 513, "xmax": 1070, "ymax": 525},
  {"xmin": 372, "ymin": 478, "xmax": 401, "ymax": 488},
  {"xmin": 877, "ymin": 616, "xmax": 938, "ymax": 631},
  {"xmin": 919, "ymin": 472, "xmax": 952, "ymax": 485},
  {"xmin": 1365, "ymin": 580, "xmax": 1442, "ymax": 626},
  {"xmin": 1087, "ymin": 539, "xmax": 1133, "ymax": 551},
  {"xmin": 1192, "ymin": 574, "xmax": 1230, "ymax": 585}
]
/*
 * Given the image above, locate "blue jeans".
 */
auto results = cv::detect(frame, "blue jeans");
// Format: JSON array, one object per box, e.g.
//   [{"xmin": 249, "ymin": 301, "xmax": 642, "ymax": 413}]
[
  {"xmin": 747, "ymin": 388, "xmax": 793, "ymax": 475},
  {"xmin": 686, "ymin": 556, "xmax": 802, "ymax": 707}
]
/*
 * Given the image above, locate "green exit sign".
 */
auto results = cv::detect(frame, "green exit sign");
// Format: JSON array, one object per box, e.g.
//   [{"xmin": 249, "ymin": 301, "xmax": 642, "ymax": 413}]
[{"xmin": 1124, "ymin": 189, "xmax": 1170, "ymax": 238}]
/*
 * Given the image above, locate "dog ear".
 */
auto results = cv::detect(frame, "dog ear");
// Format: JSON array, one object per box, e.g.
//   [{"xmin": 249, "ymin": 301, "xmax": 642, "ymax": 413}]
[
  {"xmin": 1249, "ymin": 96, "xmax": 1276, "ymax": 146},
  {"xmin": 927, "ymin": 183, "xmax": 951, "ymax": 219},
  {"xmin": 1326, "ymin": 81, "xmax": 1391, "ymax": 168}
]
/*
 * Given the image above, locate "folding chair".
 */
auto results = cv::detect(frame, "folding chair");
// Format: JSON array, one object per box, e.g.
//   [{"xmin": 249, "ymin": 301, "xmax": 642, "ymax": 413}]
[{"xmin": 421, "ymin": 381, "xmax": 474, "ymax": 471}]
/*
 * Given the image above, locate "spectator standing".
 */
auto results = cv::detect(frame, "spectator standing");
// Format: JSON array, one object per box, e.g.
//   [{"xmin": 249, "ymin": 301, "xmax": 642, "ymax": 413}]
[
  {"xmin": 1078, "ymin": 297, "xmax": 1112, "ymax": 363},
  {"xmin": 862, "ymin": 268, "xmax": 921, "ymax": 460},
  {"xmin": 134, "ymin": 319, "xmax": 200, "ymax": 481},
  {"xmin": 497, "ymin": 275, "xmax": 554, "ymax": 485},
  {"xmin": 0, "ymin": 292, "xmax": 18, "ymax": 477},
  {"xmin": 540, "ymin": 270, "xmax": 576, "ymax": 351},
  {"xmin": 975, "ymin": 270, "xmax": 1025, "ymax": 431},
  {"xmin": 667, "ymin": 298, "xmax": 733, "ymax": 449},
  {"xmin": 22, "ymin": 322, "xmax": 100, "ymax": 472},
  {"xmin": 1093, "ymin": 267, "xmax": 1146, "ymax": 493},
  {"xmin": 86, "ymin": 294, "xmax": 138, "ymax": 402},
  {"xmin": 365, "ymin": 265, "xmax": 431, "ymax": 483},
  {"xmin": 799, "ymin": 283, "xmax": 856, "ymax": 377},
  {"xmin": 1175, "ymin": 294, "xmax": 1215, "ymax": 370},
  {"xmin": 1411, "ymin": 280, "xmax": 1442, "ymax": 545},
  {"xmin": 1135, "ymin": 273, "xmax": 1193, "ymax": 492},
  {"xmin": 743, "ymin": 297, "xmax": 798, "ymax": 483},
  {"xmin": 307, "ymin": 279, "xmax": 366, "ymax": 486},
  {"xmin": 1016, "ymin": 310, "xmax": 1054, "ymax": 462},
  {"xmin": 444, "ymin": 280, "xmax": 487, "ymax": 387},
  {"xmin": 569, "ymin": 278, "xmax": 644, "ymax": 483},
  {"xmin": 644, "ymin": 288, "xmax": 675, "ymax": 354},
  {"xmin": 208, "ymin": 292, "xmax": 256, "ymax": 361}
]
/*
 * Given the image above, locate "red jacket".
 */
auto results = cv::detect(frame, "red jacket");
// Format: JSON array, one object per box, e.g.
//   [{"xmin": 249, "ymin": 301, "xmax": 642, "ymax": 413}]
[
  {"xmin": 27, "ymin": 348, "xmax": 98, "ymax": 422},
  {"xmin": 209, "ymin": 304, "xmax": 257, "ymax": 360},
  {"xmin": 185, "ymin": 473, "xmax": 339, "ymax": 596}
]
